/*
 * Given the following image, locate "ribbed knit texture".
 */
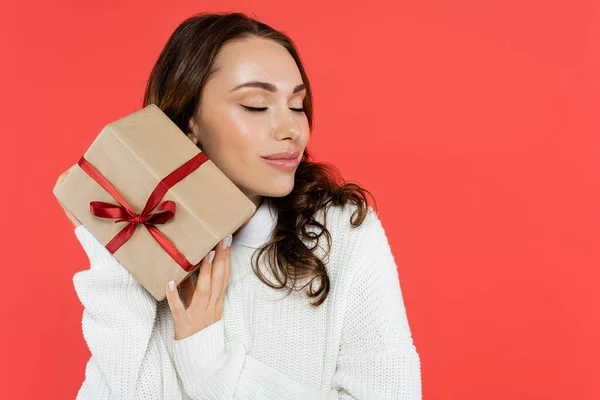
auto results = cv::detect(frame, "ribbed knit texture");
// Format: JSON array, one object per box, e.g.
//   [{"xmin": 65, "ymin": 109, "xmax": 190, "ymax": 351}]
[{"xmin": 71, "ymin": 201, "xmax": 422, "ymax": 399}]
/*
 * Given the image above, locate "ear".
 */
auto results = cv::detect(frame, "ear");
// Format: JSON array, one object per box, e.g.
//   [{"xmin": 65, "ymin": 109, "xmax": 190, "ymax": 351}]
[
  {"xmin": 186, "ymin": 131, "xmax": 198, "ymax": 145},
  {"xmin": 187, "ymin": 116, "xmax": 199, "ymax": 145}
]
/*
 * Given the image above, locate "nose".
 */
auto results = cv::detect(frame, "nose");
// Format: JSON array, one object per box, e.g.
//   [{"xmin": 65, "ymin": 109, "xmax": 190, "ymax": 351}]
[{"xmin": 273, "ymin": 107, "xmax": 303, "ymax": 141}]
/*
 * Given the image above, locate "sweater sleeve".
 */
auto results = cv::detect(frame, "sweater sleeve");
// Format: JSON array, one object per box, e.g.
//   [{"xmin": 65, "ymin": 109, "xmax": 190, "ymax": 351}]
[
  {"xmin": 330, "ymin": 209, "xmax": 422, "ymax": 399},
  {"xmin": 170, "ymin": 208, "xmax": 422, "ymax": 400},
  {"xmin": 71, "ymin": 225, "xmax": 184, "ymax": 400}
]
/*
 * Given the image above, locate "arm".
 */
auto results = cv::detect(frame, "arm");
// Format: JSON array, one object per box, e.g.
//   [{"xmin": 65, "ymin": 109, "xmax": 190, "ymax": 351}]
[
  {"xmin": 170, "ymin": 209, "xmax": 422, "ymax": 399},
  {"xmin": 329, "ymin": 210, "xmax": 422, "ymax": 399},
  {"xmin": 72, "ymin": 225, "xmax": 183, "ymax": 400}
]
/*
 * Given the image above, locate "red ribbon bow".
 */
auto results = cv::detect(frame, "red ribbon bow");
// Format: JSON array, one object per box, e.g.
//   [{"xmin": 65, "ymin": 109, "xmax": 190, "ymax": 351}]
[{"xmin": 77, "ymin": 152, "xmax": 209, "ymax": 272}]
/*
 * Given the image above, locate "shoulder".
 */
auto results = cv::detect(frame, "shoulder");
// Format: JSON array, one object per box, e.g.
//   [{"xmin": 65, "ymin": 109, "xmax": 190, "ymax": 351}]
[
  {"xmin": 310, "ymin": 202, "xmax": 393, "ymax": 282},
  {"xmin": 320, "ymin": 202, "xmax": 387, "ymax": 252}
]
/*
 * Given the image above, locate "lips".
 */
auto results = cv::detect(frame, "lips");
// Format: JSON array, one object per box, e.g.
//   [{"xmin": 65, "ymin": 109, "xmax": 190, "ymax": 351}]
[
  {"xmin": 261, "ymin": 157, "xmax": 299, "ymax": 171},
  {"xmin": 261, "ymin": 150, "xmax": 300, "ymax": 160}
]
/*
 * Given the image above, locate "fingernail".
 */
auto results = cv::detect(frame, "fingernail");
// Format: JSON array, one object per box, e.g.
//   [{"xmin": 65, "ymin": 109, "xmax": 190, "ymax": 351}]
[
  {"xmin": 207, "ymin": 250, "xmax": 215, "ymax": 263},
  {"xmin": 168, "ymin": 280, "xmax": 175, "ymax": 291},
  {"xmin": 222, "ymin": 234, "xmax": 233, "ymax": 249}
]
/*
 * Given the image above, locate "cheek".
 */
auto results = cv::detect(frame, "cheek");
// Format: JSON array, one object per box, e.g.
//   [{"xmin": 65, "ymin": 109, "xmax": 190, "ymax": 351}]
[
  {"xmin": 225, "ymin": 108, "xmax": 266, "ymax": 155},
  {"xmin": 228, "ymin": 111, "xmax": 262, "ymax": 144},
  {"xmin": 208, "ymin": 107, "xmax": 265, "ymax": 171}
]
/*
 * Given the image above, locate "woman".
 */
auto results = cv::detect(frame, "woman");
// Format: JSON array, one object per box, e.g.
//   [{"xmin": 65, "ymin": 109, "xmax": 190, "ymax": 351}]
[{"xmin": 57, "ymin": 12, "xmax": 422, "ymax": 399}]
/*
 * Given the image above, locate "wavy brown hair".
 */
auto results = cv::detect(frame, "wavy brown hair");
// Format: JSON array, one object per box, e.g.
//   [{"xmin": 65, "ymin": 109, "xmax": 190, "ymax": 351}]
[{"xmin": 143, "ymin": 12, "xmax": 377, "ymax": 306}]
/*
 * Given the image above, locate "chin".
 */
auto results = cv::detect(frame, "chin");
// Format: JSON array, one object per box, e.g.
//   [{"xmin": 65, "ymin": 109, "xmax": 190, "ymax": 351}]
[{"xmin": 262, "ymin": 178, "xmax": 295, "ymax": 198}]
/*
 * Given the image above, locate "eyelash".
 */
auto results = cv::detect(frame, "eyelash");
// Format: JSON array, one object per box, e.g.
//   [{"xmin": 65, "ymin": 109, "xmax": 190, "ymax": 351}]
[{"xmin": 241, "ymin": 105, "xmax": 305, "ymax": 113}]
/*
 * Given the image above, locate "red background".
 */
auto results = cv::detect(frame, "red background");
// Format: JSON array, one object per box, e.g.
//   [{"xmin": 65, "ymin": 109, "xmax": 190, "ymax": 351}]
[{"xmin": 1, "ymin": 1, "xmax": 599, "ymax": 398}]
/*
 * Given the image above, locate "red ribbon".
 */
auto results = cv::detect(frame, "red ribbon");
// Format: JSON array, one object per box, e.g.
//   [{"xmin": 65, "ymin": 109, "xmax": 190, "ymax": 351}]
[{"xmin": 77, "ymin": 152, "xmax": 209, "ymax": 272}]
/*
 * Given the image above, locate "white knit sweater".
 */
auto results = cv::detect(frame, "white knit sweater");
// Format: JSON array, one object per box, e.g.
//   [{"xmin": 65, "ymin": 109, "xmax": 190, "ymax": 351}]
[{"xmin": 71, "ymin": 200, "xmax": 422, "ymax": 399}]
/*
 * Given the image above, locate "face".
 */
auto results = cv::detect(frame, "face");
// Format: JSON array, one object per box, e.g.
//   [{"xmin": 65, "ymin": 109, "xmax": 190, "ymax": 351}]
[{"xmin": 187, "ymin": 36, "xmax": 310, "ymax": 209}]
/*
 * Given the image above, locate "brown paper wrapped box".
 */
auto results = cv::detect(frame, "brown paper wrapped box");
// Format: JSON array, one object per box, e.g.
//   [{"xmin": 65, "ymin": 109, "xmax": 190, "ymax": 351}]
[{"xmin": 53, "ymin": 104, "xmax": 256, "ymax": 301}]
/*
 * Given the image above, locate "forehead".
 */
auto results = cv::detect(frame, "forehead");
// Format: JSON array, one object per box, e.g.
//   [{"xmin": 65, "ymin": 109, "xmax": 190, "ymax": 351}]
[{"xmin": 211, "ymin": 37, "xmax": 303, "ymax": 89}]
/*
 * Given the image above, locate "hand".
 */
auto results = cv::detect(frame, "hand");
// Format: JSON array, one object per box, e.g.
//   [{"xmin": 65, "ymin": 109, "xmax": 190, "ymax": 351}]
[
  {"xmin": 165, "ymin": 234, "xmax": 233, "ymax": 340},
  {"xmin": 54, "ymin": 164, "xmax": 82, "ymax": 227}
]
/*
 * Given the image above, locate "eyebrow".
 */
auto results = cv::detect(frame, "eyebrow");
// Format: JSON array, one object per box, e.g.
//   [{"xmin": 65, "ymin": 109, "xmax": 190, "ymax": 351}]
[{"xmin": 230, "ymin": 81, "xmax": 305, "ymax": 94}]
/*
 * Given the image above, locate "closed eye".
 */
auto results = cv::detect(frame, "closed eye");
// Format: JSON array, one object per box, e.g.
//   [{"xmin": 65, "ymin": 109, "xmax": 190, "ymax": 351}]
[{"xmin": 241, "ymin": 105, "xmax": 305, "ymax": 113}]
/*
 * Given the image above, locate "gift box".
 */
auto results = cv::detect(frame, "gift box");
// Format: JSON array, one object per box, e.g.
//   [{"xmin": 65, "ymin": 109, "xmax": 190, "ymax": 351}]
[{"xmin": 53, "ymin": 104, "xmax": 256, "ymax": 301}]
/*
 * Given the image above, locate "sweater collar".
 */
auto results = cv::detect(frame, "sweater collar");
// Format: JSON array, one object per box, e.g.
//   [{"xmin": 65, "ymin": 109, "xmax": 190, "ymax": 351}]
[{"xmin": 232, "ymin": 198, "xmax": 277, "ymax": 249}]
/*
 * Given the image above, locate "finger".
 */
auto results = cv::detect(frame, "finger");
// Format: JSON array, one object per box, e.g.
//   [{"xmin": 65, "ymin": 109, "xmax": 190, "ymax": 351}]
[
  {"xmin": 165, "ymin": 280, "xmax": 186, "ymax": 321},
  {"xmin": 207, "ymin": 257, "xmax": 223, "ymax": 321},
  {"xmin": 204, "ymin": 235, "xmax": 231, "ymax": 325},
  {"xmin": 217, "ymin": 252, "xmax": 231, "ymax": 318},
  {"xmin": 214, "ymin": 235, "xmax": 232, "ymax": 319},
  {"xmin": 221, "ymin": 236, "xmax": 232, "ymax": 295},
  {"xmin": 209, "ymin": 240, "xmax": 228, "ymax": 306},
  {"xmin": 180, "ymin": 273, "xmax": 195, "ymax": 308},
  {"xmin": 190, "ymin": 250, "xmax": 214, "ymax": 312}
]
